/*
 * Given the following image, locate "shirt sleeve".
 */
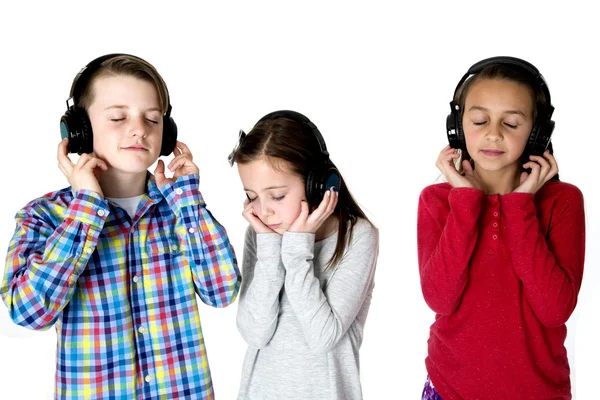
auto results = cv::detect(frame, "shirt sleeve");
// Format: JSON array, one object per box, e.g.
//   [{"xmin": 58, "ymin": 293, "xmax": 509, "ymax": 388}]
[
  {"xmin": 236, "ymin": 226, "xmax": 285, "ymax": 348},
  {"xmin": 418, "ymin": 186, "xmax": 483, "ymax": 315},
  {"xmin": 280, "ymin": 222, "xmax": 378, "ymax": 354},
  {"xmin": 502, "ymin": 187, "xmax": 586, "ymax": 327},
  {"xmin": 160, "ymin": 174, "xmax": 240, "ymax": 308},
  {"xmin": 1, "ymin": 190, "xmax": 108, "ymax": 330}
]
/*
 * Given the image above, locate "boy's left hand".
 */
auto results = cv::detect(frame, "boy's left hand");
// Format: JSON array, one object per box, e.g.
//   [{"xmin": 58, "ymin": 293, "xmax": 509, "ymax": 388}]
[
  {"xmin": 288, "ymin": 187, "xmax": 338, "ymax": 234},
  {"xmin": 513, "ymin": 150, "xmax": 558, "ymax": 194},
  {"xmin": 154, "ymin": 141, "xmax": 200, "ymax": 189}
]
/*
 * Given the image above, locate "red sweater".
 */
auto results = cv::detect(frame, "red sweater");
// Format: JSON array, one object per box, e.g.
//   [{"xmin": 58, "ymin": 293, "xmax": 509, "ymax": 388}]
[{"xmin": 418, "ymin": 181, "xmax": 585, "ymax": 400}]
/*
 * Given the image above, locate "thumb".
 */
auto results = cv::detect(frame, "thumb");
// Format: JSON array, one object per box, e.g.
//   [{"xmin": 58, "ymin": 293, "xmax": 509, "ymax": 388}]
[
  {"xmin": 300, "ymin": 200, "xmax": 310, "ymax": 218},
  {"xmin": 462, "ymin": 160, "xmax": 474, "ymax": 176},
  {"xmin": 154, "ymin": 160, "xmax": 166, "ymax": 184},
  {"xmin": 520, "ymin": 171, "xmax": 529, "ymax": 185}
]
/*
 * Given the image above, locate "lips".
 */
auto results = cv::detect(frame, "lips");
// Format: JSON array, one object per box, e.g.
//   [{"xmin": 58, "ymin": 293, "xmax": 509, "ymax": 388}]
[
  {"xmin": 480, "ymin": 149, "xmax": 504, "ymax": 157},
  {"xmin": 268, "ymin": 223, "xmax": 281, "ymax": 229},
  {"xmin": 123, "ymin": 145, "xmax": 148, "ymax": 151}
]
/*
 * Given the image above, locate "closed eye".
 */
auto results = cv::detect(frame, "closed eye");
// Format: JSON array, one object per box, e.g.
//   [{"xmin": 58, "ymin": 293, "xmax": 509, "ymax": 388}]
[
  {"xmin": 273, "ymin": 195, "xmax": 285, "ymax": 202},
  {"xmin": 111, "ymin": 118, "xmax": 125, "ymax": 122},
  {"xmin": 146, "ymin": 118, "xmax": 159, "ymax": 124},
  {"xmin": 504, "ymin": 122, "xmax": 518, "ymax": 129}
]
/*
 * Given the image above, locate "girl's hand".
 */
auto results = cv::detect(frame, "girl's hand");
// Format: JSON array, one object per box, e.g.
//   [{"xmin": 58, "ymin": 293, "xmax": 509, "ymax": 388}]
[
  {"xmin": 436, "ymin": 145, "xmax": 482, "ymax": 190},
  {"xmin": 513, "ymin": 151, "xmax": 558, "ymax": 194},
  {"xmin": 154, "ymin": 141, "xmax": 200, "ymax": 189},
  {"xmin": 242, "ymin": 198, "xmax": 276, "ymax": 234},
  {"xmin": 288, "ymin": 187, "xmax": 338, "ymax": 234}
]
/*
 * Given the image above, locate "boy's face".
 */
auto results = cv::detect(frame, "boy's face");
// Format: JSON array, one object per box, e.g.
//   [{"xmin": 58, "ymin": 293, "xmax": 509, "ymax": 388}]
[{"xmin": 87, "ymin": 75, "xmax": 163, "ymax": 175}]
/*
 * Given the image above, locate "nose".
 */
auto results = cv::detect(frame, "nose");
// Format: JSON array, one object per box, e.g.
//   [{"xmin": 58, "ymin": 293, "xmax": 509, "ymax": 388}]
[
  {"xmin": 485, "ymin": 120, "xmax": 503, "ymax": 142},
  {"xmin": 256, "ymin": 200, "xmax": 274, "ymax": 220},
  {"xmin": 129, "ymin": 116, "xmax": 147, "ymax": 138}
]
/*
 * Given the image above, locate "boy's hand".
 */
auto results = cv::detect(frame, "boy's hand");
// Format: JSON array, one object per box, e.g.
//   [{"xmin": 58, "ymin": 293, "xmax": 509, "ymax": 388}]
[
  {"xmin": 57, "ymin": 138, "xmax": 107, "ymax": 197},
  {"xmin": 154, "ymin": 141, "xmax": 200, "ymax": 189},
  {"xmin": 288, "ymin": 187, "xmax": 338, "ymax": 234},
  {"xmin": 513, "ymin": 151, "xmax": 558, "ymax": 194}
]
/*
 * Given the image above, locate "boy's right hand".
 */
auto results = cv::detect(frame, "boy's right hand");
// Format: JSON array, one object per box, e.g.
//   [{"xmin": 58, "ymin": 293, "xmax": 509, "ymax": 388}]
[
  {"xmin": 436, "ymin": 145, "xmax": 482, "ymax": 190},
  {"xmin": 242, "ymin": 198, "xmax": 276, "ymax": 234},
  {"xmin": 57, "ymin": 138, "xmax": 107, "ymax": 197}
]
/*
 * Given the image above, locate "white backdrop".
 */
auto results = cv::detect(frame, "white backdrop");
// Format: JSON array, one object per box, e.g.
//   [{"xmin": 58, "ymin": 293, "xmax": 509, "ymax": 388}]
[{"xmin": 0, "ymin": 1, "xmax": 598, "ymax": 399}]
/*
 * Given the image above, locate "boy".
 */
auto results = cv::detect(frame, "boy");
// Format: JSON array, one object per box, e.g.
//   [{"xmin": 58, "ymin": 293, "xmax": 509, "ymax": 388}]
[{"xmin": 1, "ymin": 54, "xmax": 240, "ymax": 399}]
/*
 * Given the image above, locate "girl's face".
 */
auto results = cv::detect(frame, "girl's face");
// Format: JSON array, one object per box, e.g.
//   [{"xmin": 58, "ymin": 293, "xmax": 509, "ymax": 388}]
[
  {"xmin": 237, "ymin": 158, "xmax": 306, "ymax": 235},
  {"xmin": 462, "ymin": 78, "xmax": 535, "ymax": 173}
]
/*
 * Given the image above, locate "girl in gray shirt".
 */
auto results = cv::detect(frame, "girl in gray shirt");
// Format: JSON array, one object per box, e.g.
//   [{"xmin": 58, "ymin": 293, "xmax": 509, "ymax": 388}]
[{"xmin": 228, "ymin": 110, "xmax": 379, "ymax": 400}]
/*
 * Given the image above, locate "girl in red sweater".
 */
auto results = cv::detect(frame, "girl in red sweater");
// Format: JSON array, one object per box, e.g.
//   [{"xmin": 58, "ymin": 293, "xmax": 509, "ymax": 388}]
[{"xmin": 418, "ymin": 57, "xmax": 586, "ymax": 399}]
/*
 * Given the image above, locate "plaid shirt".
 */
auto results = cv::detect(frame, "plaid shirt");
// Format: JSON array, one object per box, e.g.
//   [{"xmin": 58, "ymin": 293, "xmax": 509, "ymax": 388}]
[{"xmin": 2, "ymin": 173, "xmax": 240, "ymax": 399}]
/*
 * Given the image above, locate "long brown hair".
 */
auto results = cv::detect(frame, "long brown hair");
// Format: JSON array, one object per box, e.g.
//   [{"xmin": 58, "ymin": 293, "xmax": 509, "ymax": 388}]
[
  {"xmin": 230, "ymin": 116, "xmax": 373, "ymax": 268},
  {"xmin": 455, "ymin": 63, "xmax": 559, "ymax": 181}
]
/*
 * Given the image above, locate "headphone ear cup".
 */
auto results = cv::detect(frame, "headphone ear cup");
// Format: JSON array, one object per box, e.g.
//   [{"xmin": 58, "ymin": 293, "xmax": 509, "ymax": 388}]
[
  {"xmin": 305, "ymin": 164, "xmax": 342, "ymax": 206},
  {"xmin": 60, "ymin": 107, "xmax": 93, "ymax": 154},
  {"xmin": 524, "ymin": 118, "xmax": 555, "ymax": 162},
  {"xmin": 446, "ymin": 107, "xmax": 466, "ymax": 152},
  {"xmin": 160, "ymin": 116, "xmax": 178, "ymax": 156}
]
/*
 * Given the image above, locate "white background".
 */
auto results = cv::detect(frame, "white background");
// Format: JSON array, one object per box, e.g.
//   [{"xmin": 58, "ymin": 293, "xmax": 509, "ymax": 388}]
[{"xmin": 0, "ymin": 1, "xmax": 598, "ymax": 399}]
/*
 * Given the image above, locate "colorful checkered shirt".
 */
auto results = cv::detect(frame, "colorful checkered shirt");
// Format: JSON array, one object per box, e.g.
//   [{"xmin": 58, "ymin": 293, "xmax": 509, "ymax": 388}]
[{"xmin": 2, "ymin": 173, "xmax": 240, "ymax": 399}]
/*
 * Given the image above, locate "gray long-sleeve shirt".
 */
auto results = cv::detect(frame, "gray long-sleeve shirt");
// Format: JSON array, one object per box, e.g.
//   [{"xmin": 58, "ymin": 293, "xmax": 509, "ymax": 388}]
[{"xmin": 236, "ymin": 218, "xmax": 379, "ymax": 399}]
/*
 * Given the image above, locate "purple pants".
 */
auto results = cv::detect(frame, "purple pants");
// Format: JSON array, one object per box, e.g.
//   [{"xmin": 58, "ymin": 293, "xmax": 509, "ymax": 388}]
[{"xmin": 422, "ymin": 376, "xmax": 443, "ymax": 400}]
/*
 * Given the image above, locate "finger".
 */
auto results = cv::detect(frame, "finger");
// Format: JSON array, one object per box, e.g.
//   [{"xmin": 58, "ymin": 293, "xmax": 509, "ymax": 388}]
[
  {"xmin": 85, "ymin": 157, "xmax": 108, "ymax": 172},
  {"xmin": 523, "ymin": 161, "xmax": 541, "ymax": 181},
  {"xmin": 544, "ymin": 151, "xmax": 559, "ymax": 178},
  {"xmin": 326, "ymin": 188, "xmax": 339, "ymax": 215},
  {"xmin": 168, "ymin": 154, "xmax": 192, "ymax": 171},
  {"xmin": 175, "ymin": 141, "xmax": 193, "ymax": 159},
  {"xmin": 57, "ymin": 139, "xmax": 75, "ymax": 174},
  {"xmin": 530, "ymin": 155, "xmax": 550, "ymax": 176}
]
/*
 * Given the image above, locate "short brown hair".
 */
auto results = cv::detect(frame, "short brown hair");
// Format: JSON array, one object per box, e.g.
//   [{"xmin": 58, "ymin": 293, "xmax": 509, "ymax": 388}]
[{"xmin": 77, "ymin": 55, "xmax": 169, "ymax": 114}]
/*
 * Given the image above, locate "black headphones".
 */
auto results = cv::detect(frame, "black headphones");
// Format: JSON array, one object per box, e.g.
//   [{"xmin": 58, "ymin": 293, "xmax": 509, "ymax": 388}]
[
  {"xmin": 60, "ymin": 53, "xmax": 177, "ymax": 156},
  {"xmin": 229, "ymin": 110, "xmax": 342, "ymax": 206},
  {"xmin": 446, "ymin": 56, "xmax": 555, "ymax": 161}
]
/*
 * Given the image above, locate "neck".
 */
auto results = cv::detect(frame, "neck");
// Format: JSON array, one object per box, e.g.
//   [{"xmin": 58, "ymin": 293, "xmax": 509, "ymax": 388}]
[
  {"xmin": 473, "ymin": 163, "xmax": 521, "ymax": 195},
  {"xmin": 316, "ymin": 215, "xmax": 339, "ymax": 241},
  {"xmin": 99, "ymin": 169, "xmax": 148, "ymax": 198}
]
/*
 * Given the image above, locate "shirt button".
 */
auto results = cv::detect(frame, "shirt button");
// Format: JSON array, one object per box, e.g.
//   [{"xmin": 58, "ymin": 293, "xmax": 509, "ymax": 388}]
[
  {"xmin": 493, "ymin": 222, "xmax": 498, "ymax": 228},
  {"xmin": 97, "ymin": 209, "xmax": 106, "ymax": 217},
  {"xmin": 138, "ymin": 326, "xmax": 146, "ymax": 334},
  {"xmin": 492, "ymin": 234, "xmax": 498, "ymax": 240},
  {"xmin": 493, "ymin": 212, "xmax": 499, "ymax": 217},
  {"xmin": 171, "ymin": 244, "xmax": 178, "ymax": 252},
  {"xmin": 175, "ymin": 188, "xmax": 183, "ymax": 195},
  {"xmin": 132, "ymin": 276, "xmax": 140, "ymax": 283},
  {"xmin": 86, "ymin": 248, "xmax": 93, "ymax": 254},
  {"xmin": 188, "ymin": 227, "xmax": 195, "ymax": 233},
  {"xmin": 145, "ymin": 374, "xmax": 153, "ymax": 383}
]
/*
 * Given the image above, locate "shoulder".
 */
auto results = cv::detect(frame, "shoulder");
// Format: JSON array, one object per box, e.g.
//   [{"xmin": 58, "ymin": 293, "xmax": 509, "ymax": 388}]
[
  {"xmin": 536, "ymin": 180, "xmax": 584, "ymax": 213},
  {"xmin": 419, "ymin": 182, "xmax": 452, "ymax": 203},
  {"xmin": 17, "ymin": 187, "xmax": 73, "ymax": 219},
  {"xmin": 348, "ymin": 218, "xmax": 379, "ymax": 248},
  {"xmin": 536, "ymin": 180, "xmax": 584, "ymax": 205}
]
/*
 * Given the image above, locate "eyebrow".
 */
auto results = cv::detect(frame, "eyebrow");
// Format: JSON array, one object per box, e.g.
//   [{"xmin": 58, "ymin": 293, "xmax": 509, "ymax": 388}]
[
  {"xmin": 104, "ymin": 105, "xmax": 162, "ymax": 112},
  {"xmin": 244, "ymin": 185, "xmax": 288, "ymax": 193},
  {"xmin": 467, "ymin": 105, "xmax": 526, "ymax": 117}
]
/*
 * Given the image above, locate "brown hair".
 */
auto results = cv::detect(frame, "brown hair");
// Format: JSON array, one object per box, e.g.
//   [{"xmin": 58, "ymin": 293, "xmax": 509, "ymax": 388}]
[
  {"xmin": 77, "ymin": 55, "xmax": 169, "ymax": 114},
  {"xmin": 230, "ymin": 117, "xmax": 374, "ymax": 268},
  {"xmin": 454, "ymin": 63, "xmax": 559, "ymax": 180}
]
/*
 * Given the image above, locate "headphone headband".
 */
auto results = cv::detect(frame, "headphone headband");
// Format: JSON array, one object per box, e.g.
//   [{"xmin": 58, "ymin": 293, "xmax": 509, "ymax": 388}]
[{"xmin": 453, "ymin": 56, "xmax": 554, "ymax": 119}]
